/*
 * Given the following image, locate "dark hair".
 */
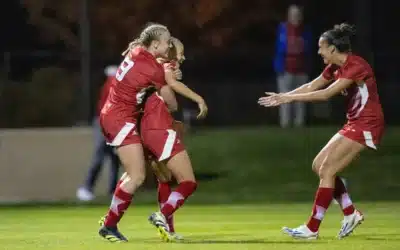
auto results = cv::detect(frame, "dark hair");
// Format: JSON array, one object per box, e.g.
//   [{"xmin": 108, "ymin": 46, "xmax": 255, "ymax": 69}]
[
  {"xmin": 122, "ymin": 22, "xmax": 169, "ymax": 56},
  {"xmin": 321, "ymin": 23, "xmax": 356, "ymax": 53}
]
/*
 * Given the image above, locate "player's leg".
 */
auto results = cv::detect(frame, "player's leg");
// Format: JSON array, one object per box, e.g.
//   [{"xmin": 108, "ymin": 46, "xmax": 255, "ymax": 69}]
[
  {"xmin": 99, "ymin": 143, "xmax": 146, "ymax": 242},
  {"xmin": 151, "ymin": 120, "xmax": 185, "ymax": 238},
  {"xmin": 149, "ymin": 150, "xmax": 197, "ymax": 242},
  {"xmin": 312, "ymin": 133, "xmax": 346, "ymax": 206},
  {"xmin": 106, "ymin": 145, "xmax": 120, "ymax": 195},
  {"xmin": 144, "ymin": 129, "xmax": 196, "ymax": 242},
  {"xmin": 283, "ymin": 134, "xmax": 365, "ymax": 239},
  {"xmin": 150, "ymin": 161, "xmax": 180, "ymax": 235},
  {"xmin": 98, "ymin": 120, "xmax": 146, "ymax": 242}
]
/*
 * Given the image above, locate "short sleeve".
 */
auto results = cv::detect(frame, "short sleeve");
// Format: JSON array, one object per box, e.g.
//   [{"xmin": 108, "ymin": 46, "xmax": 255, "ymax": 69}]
[
  {"xmin": 341, "ymin": 62, "xmax": 369, "ymax": 82},
  {"xmin": 322, "ymin": 64, "xmax": 335, "ymax": 80}
]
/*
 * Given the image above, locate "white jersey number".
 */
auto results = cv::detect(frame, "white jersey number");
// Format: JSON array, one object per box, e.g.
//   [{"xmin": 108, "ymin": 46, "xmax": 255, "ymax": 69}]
[{"xmin": 116, "ymin": 57, "xmax": 135, "ymax": 81}]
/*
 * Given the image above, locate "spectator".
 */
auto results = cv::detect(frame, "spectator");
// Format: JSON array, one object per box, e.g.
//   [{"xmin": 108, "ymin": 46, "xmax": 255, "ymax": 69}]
[
  {"xmin": 273, "ymin": 4, "xmax": 312, "ymax": 127},
  {"xmin": 76, "ymin": 65, "xmax": 120, "ymax": 201}
]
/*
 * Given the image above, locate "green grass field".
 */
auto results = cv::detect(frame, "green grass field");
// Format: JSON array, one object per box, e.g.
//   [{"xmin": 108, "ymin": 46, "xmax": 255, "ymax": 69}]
[{"xmin": 2, "ymin": 203, "xmax": 399, "ymax": 250}]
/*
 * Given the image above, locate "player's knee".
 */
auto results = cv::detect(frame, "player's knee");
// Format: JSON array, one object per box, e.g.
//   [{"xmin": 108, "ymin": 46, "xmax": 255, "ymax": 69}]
[
  {"xmin": 123, "ymin": 172, "xmax": 145, "ymax": 190},
  {"xmin": 312, "ymin": 159, "xmax": 321, "ymax": 174},
  {"xmin": 178, "ymin": 172, "xmax": 196, "ymax": 183}
]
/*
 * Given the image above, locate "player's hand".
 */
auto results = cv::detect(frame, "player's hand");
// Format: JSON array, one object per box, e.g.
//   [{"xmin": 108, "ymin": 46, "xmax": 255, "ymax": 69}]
[
  {"xmin": 174, "ymin": 69, "xmax": 183, "ymax": 80},
  {"xmin": 196, "ymin": 99, "xmax": 208, "ymax": 119},
  {"xmin": 258, "ymin": 92, "xmax": 292, "ymax": 107}
]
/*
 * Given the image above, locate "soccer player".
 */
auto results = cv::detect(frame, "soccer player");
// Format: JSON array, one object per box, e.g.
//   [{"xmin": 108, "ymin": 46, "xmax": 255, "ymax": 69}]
[
  {"xmin": 151, "ymin": 37, "xmax": 207, "ymax": 241},
  {"xmin": 140, "ymin": 60, "xmax": 198, "ymax": 243},
  {"xmin": 258, "ymin": 23, "xmax": 384, "ymax": 239},
  {"xmin": 98, "ymin": 23, "xmax": 178, "ymax": 242},
  {"xmin": 109, "ymin": 37, "xmax": 207, "ymax": 241}
]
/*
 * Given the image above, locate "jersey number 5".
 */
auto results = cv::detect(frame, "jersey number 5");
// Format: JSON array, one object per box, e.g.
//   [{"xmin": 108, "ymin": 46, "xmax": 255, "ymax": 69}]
[{"xmin": 116, "ymin": 57, "xmax": 135, "ymax": 81}]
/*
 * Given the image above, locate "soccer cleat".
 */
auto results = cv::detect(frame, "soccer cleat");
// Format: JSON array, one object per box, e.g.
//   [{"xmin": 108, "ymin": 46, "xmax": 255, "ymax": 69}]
[
  {"xmin": 338, "ymin": 210, "xmax": 364, "ymax": 239},
  {"xmin": 148, "ymin": 212, "xmax": 174, "ymax": 242},
  {"xmin": 98, "ymin": 225, "xmax": 128, "ymax": 243},
  {"xmin": 282, "ymin": 225, "xmax": 319, "ymax": 240}
]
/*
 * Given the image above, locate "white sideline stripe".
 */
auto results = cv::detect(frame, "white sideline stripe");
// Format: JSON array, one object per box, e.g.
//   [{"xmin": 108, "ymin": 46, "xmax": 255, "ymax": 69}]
[
  {"xmin": 108, "ymin": 122, "xmax": 135, "ymax": 146},
  {"xmin": 159, "ymin": 129, "xmax": 176, "ymax": 161}
]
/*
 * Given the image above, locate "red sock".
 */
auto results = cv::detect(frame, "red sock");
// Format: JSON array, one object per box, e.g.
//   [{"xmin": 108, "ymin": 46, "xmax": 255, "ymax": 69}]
[
  {"xmin": 334, "ymin": 176, "xmax": 355, "ymax": 216},
  {"xmin": 104, "ymin": 186, "xmax": 133, "ymax": 228},
  {"xmin": 157, "ymin": 182, "xmax": 174, "ymax": 232},
  {"xmin": 306, "ymin": 187, "xmax": 333, "ymax": 232},
  {"xmin": 160, "ymin": 181, "xmax": 197, "ymax": 218},
  {"xmin": 158, "ymin": 182, "xmax": 171, "ymax": 205}
]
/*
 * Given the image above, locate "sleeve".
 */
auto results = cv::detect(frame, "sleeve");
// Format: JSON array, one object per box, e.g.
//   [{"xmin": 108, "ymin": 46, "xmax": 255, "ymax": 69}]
[
  {"xmin": 322, "ymin": 64, "xmax": 335, "ymax": 80},
  {"xmin": 341, "ymin": 62, "xmax": 369, "ymax": 82}
]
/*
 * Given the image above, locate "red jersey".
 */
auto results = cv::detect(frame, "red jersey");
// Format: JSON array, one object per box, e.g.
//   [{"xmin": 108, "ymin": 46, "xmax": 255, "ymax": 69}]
[
  {"xmin": 140, "ymin": 60, "xmax": 185, "ymax": 161},
  {"xmin": 97, "ymin": 76, "xmax": 113, "ymax": 115},
  {"xmin": 101, "ymin": 47, "xmax": 165, "ymax": 121},
  {"xmin": 322, "ymin": 54, "xmax": 384, "ymax": 126},
  {"xmin": 140, "ymin": 60, "xmax": 178, "ymax": 130}
]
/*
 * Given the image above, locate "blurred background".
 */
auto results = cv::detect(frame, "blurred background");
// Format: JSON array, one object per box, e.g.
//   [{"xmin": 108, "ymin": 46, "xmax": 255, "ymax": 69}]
[{"xmin": 0, "ymin": 0, "xmax": 399, "ymax": 204}]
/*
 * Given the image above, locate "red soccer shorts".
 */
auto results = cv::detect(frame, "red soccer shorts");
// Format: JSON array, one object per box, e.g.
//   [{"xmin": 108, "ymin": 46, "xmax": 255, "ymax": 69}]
[
  {"xmin": 100, "ymin": 115, "xmax": 141, "ymax": 146},
  {"xmin": 339, "ymin": 122, "xmax": 384, "ymax": 150},
  {"xmin": 141, "ymin": 129, "xmax": 185, "ymax": 161}
]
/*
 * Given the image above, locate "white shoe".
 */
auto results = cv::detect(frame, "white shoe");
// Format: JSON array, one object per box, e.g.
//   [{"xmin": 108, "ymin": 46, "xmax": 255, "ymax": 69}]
[
  {"xmin": 148, "ymin": 212, "xmax": 174, "ymax": 242},
  {"xmin": 76, "ymin": 187, "xmax": 95, "ymax": 201},
  {"xmin": 282, "ymin": 225, "xmax": 318, "ymax": 240},
  {"xmin": 338, "ymin": 210, "xmax": 364, "ymax": 239}
]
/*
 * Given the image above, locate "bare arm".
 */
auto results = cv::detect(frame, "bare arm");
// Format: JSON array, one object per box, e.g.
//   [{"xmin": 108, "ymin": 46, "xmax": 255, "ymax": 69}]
[
  {"xmin": 286, "ymin": 74, "xmax": 332, "ymax": 95},
  {"xmin": 165, "ymin": 70, "xmax": 208, "ymax": 119},
  {"xmin": 259, "ymin": 78, "xmax": 354, "ymax": 107},
  {"xmin": 165, "ymin": 70, "xmax": 204, "ymax": 103},
  {"xmin": 287, "ymin": 78, "xmax": 354, "ymax": 102},
  {"xmin": 159, "ymin": 85, "xmax": 178, "ymax": 112}
]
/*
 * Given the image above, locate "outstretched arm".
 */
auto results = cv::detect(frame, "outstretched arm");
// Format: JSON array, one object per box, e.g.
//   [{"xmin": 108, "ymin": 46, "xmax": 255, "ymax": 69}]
[
  {"xmin": 286, "ymin": 74, "xmax": 331, "ymax": 95},
  {"xmin": 165, "ymin": 70, "xmax": 208, "ymax": 119},
  {"xmin": 259, "ymin": 78, "xmax": 354, "ymax": 107}
]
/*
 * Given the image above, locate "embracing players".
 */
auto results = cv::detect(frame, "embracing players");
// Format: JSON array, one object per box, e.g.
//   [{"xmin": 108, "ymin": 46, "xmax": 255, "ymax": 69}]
[
  {"xmin": 259, "ymin": 23, "xmax": 384, "ymax": 239},
  {"xmin": 98, "ymin": 23, "xmax": 207, "ymax": 243}
]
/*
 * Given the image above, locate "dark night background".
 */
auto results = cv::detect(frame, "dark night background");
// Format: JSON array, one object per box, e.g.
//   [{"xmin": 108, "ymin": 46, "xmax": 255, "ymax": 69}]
[{"xmin": 0, "ymin": 0, "xmax": 398, "ymax": 127}]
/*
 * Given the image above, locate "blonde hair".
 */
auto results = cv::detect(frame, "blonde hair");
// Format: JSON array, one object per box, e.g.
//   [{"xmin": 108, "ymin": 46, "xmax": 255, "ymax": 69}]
[
  {"xmin": 167, "ymin": 37, "xmax": 184, "ymax": 62},
  {"xmin": 122, "ymin": 23, "xmax": 169, "ymax": 56}
]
